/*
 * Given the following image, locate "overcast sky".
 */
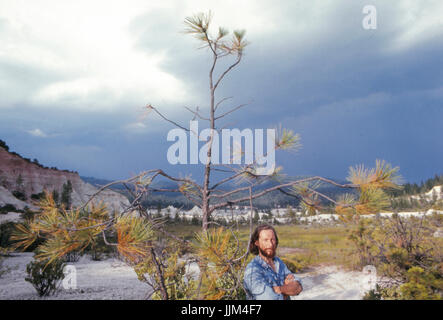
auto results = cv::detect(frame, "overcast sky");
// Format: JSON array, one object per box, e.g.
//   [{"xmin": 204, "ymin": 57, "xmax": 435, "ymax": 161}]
[{"xmin": 1, "ymin": 0, "xmax": 442, "ymax": 184}]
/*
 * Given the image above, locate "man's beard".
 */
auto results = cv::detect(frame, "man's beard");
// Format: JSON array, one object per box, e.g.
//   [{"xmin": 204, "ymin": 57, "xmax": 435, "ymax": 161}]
[{"xmin": 259, "ymin": 247, "xmax": 275, "ymax": 259}]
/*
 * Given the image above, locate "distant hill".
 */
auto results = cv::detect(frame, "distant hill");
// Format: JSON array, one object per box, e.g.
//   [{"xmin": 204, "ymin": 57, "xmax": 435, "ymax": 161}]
[
  {"xmin": 80, "ymin": 175, "xmax": 182, "ymax": 191},
  {"xmin": 80, "ymin": 176, "xmax": 125, "ymax": 190},
  {"xmin": 0, "ymin": 140, "xmax": 129, "ymax": 212},
  {"xmin": 79, "ymin": 172, "xmax": 355, "ymax": 210},
  {"xmin": 387, "ymin": 174, "xmax": 443, "ymax": 197},
  {"xmin": 390, "ymin": 184, "xmax": 443, "ymax": 211}
]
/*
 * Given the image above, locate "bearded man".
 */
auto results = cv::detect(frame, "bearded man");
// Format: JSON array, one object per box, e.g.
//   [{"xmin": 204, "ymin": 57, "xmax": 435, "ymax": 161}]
[{"xmin": 243, "ymin": 224, "xmax": 303, "ymax": 300}]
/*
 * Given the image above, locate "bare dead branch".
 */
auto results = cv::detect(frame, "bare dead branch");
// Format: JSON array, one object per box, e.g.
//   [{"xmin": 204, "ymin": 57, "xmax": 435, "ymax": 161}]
[
  {"xmin": 305, "ymin": 186, "xmax": 338, "ymax": 205},
  {"xmin": 209, "ymin": 177, "xmax": 359, "ymax": 212},
  {"xmin": 215, "ymin": 96, "xmax": 233, "ymax": 111},
  {"xmin": 150, "ymin": 247, "xmax": 169, "ymax": 300},
  {"xmin": 102, "ymin": 230, "xmax": 118, "ymax": 246},
  {"xmin": 64, "ymin": 219, "xmax": 115, "ymax": 232},
  {"xmin": 209, "ymin": 169, "xmax": 250, "ymax": 191},
  {"xmin": 213, "ymin": 55, "xmax": 242, "ymax": 91},
  {"xmin": 149, "ymin": 188, "xmax": 181, "ymax": 194},
  {"xmin": 155, "ymin": 169, "xmax": 203, "ymax": 194},
  {"xmin": 78, "ymin": 171, "xmax": 154, "ymax": 210},
  {"xmin": 184, "ymin": 106, "xmax": 210, "ymax": 121},
  {"xmin": 147, "ymin": 104, "xmax": 191, "ymax": 132},
  {"xmin": 215, "ymin": 103, "xmax": 249, "ymax": 120}
]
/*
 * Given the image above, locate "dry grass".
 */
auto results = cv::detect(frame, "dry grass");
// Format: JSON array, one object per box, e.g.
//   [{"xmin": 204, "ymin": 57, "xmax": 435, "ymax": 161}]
[
  {"xmin": 273, "ymin": 225, "xmax": 356, "ymax": 270},
  {"xmin": 164, "ymin": 223, "xmax": 358, "ymax": 270}
]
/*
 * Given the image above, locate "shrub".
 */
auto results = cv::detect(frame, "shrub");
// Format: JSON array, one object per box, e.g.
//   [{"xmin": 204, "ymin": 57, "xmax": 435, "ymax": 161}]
[
  {"xmin": 134, "ymin": 241, "xmax": 196, "ymax": 300},
  {"xmin": 31, "ymin": 192, "xmax": 46, "ymax": 201},
  {"xmin": 191, "ymin": 215, "xmax": 200, "ymax": 226},
  {"xmin": 25, "ymin": 258, "xmax": 66, "ymax": 297},
  {"xmin": 63, "ymin": 251, "xmax": 82, "ymax": 263},
  {"xmin": 134, "ymin": 227, "xmax": 249, "ymax": 300},
  {"xmin": 0, "ymin": 204, "xmax": 17, "ymax": 214},
  {"xmin": 0, "ymin": 257, "xmax": 8, "ymax": 278},
  {"xmin": 61, "ymin": 181, "xmax": 72, "ymax": 208},
  {"xmin": 12, "ymin": 190, "xmax": 26, "ymax": 201},
  {"xmin": 0, "ymin": 139, "xmax": 9, "ymax": 151},
  {"xmin": 89, "ymin": 246, "xmax": 106, "ymax": 261},
  {"xmin": 0, "ymin": 222, "xmax": 16, "ymax": 247},
  {"xmin": 281, "ymin": 255, "xmax": 311, "ymax": 273},
  {"xmin": 86, "ymin": 231, "xmax": 117, "ymax": 261},
  {"xmin": 0, "ymin": 247, "xmax": 13, "ymax": 278},
  {"xmin": 398, "ymin": 266, "xmax": 442, "ymax": 300},
  {"xmin": 363, "ymin": 284, "xmax": 383, "ymax": 300},
  {"xmin": 348, "ymin": 214, "xmax": 443, "ymax": 299},
  {"xmin": 19, "ymin": 207, "xmax": 37, "ymax": 221},
  {"xmin": 194, "ymin": 227, "xmax": 248, "ymax": 300}
]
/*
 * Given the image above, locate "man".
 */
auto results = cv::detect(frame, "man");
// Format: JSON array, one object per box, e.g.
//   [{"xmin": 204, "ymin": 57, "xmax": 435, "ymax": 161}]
[{"xmin": 243, "ymin": 224, "xmax": 303, "ymax": 300}]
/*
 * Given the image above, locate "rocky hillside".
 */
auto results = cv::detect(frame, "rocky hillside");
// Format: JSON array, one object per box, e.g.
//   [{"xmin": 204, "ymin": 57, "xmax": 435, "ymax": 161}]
[
  {"xmin": 0, "ymin": 145, "xmax": 129, "ymax": 213},
  {"xmin": 411, "ymin": 185, "xmax": 443, "ymax": 201}
]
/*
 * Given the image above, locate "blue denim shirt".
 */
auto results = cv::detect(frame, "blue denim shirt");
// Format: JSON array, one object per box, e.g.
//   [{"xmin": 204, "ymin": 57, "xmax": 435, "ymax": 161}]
[{"xmin": 243, "ymin": 255, "xmax": 302, "ymax": 300}]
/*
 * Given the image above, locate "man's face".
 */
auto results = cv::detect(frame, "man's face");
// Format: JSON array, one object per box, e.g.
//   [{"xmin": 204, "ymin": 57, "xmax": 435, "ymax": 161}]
[{"xmin": 255, "ymin": 229, "xmax": 277, "ymax": 259}]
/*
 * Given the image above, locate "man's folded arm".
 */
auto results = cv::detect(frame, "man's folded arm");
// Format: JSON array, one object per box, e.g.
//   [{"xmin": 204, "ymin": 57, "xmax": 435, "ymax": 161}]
[
  {"xmin": 280, "ymin": 259, "xmax": 303, "ymax": 293},
  {"xmin": 276, "ymin": 278, "xmax": 303, "ymax": 296},
  {"xmin": 244, "ymin": 267, "xmax": 283, "ymax": 300}
]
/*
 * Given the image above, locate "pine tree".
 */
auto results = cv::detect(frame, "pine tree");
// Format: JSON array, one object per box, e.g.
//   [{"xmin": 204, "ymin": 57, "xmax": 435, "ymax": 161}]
[
  {"xmin": 11, "ymin": 12, "xmax": 405, "ymax": 301},
  {"xmin": 61, "ymin": 180, "xmax": 72, "ymax": 208},
  {"xmin": 0, "ymin": 139, "xmax": 9, "ymax": 151}
]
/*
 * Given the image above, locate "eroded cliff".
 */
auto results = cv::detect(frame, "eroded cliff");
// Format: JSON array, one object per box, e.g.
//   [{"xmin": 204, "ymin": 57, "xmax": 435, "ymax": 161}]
[{"xmin": 0, "ymin": 147, "xmax": 129, "ymax": 213}]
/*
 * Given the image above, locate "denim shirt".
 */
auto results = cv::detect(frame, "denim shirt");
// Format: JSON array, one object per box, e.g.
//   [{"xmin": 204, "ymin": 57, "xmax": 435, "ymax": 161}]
[{"xmin": 243, "ymin": 255, "xmax": 302, "ymax": 300}]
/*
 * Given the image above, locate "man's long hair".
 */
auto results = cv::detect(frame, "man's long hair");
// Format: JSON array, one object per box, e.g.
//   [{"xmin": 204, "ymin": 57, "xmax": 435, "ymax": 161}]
[{"xmin": 249, "ymin": 224, "xmax": 279, "ymax": 255}]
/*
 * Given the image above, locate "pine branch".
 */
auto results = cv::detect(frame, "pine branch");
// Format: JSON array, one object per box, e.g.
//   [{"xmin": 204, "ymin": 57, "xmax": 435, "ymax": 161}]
[{"xmin": 210, "ymin": 176, "xmax": 358, "ymax": 212}]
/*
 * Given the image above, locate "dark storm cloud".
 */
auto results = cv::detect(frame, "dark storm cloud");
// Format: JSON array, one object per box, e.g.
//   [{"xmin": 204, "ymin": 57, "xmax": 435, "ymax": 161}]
[
  {"xmin": 127, "ymin": 0, "xmax": 443, "ymax": 182},
  {"xmin": 1, "ymin": 0, "xmax": 442, "ymax": 182}
]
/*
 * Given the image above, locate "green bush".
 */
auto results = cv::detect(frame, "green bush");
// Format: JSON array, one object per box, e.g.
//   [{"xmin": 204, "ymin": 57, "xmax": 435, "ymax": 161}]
[
  {"xmin": 0, "ymin": 248, "xmax": 13, "ymax": 278},
  {"xmin": 25, "ymin": 258, "xmax": 66, "ymax": 297},
  {"xmin": 0, "ymin": 204, "xmax": 17, "ymax": 214},
  {"xmin": 0, "ymin": 222, "xmax": 16, "ymax": 247},
  {"xmin": 19, "ymin": 207, "xmax": 37, "ymax": 221},
  {"xmin": 12, "ymin": 191, "xmax": 26, "ymax": 201},
  {"xmin": 0, "ymin": 139, "xmax": 9, "ymax": 151},
  {"xmin": 63, "ymin": 251, "xmax": 82, "ymax": 263},
  {"xmin": 0, "ymin": 258, "xmax": 7, "ymax": 278},
  {"xmin": 86, "ymin": 231, "xmax": 117, "ymax": 261},
  {"xmin": 348, "ymin": 214, "xmax": 443, "ymax": 300},
  {"xmin": 281, "ymin": 255, "xmax": 311, "ymax": 273},
  {"xmin": 363, "ymin": 285, "xmax": 383, "ymax": 300},
  {"xmin": 398, "ymin": 267, "xmax": 443, "ymax": 300},
  {"xmin": 134, "ymin": 240, "xmax": 197, "ymax": 300},
  {"xmin": 61, "ymin": 181, "xmax": 72, "ymax": 208},
  {"xmin": 31, "ymin": 192, "xmax": 46, "ymax": 201}
]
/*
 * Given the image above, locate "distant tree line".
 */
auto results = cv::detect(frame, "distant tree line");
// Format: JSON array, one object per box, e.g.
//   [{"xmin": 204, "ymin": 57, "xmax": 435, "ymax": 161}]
[
  {"xmin": 136, "ymin": 185, "xmax": 358, "ymax": 211},
  {"xmin": 0, "ymin": 139, "xmax": 9, "ymax": 151},
  {"xmin": 137, "ymin": 191, "xmax": 301, "ymax": 210},
  {"xmin": 387, "ymin": 174, "xmax": 443, "ymax": 197}
]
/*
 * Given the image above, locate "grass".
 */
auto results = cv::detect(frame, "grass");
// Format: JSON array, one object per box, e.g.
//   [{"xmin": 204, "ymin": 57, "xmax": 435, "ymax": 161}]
[
  {"xmin": 163, "ymin": 222, "xmax": 358, "ymax": 271},
  {"xmin": 273, "ymin": 225, "xmax": 356, "ymax": 269},
  {"xmin": 162, "ymin": 224, "xmax": 203, "ymax": 241}
]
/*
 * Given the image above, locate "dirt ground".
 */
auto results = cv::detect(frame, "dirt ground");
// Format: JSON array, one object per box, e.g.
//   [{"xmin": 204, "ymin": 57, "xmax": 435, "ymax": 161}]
[{"xmin": 0, "ymin": 252, "xmax": 374, "ymax": 300}]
